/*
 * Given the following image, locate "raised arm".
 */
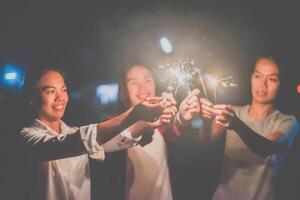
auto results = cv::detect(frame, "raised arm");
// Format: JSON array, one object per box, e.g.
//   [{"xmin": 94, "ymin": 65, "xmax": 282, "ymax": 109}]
[
  {"xmin": 20, "ymin": 97, "xmax": 165, "ymax": 161},
  {"xmin": 103, "ymin": 95, "xmax": 177, "ymax": 151},
  {"xmin": 96, "ymin": 97, "xmax": 164, "ymax": 145},
  {"xmin": 197, "ymin": 98, "xmax": 227, "ymax": 144},
  {"xmin": 213, "ymin": 104, "xmax": 299, "ymax": 157}
]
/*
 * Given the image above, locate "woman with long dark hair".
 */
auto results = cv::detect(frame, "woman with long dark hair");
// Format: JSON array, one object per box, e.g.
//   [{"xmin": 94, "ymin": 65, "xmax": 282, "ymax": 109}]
[
  {"xmin": 19, "ymin": 67, "xmax": 175, "ymax": 200},
  {"xmin": 198, "ymin": 56, "xmax": 299, "ymax": 200},
  {"xmin": 95, "ymin": 62, "xmax": 200, "ymax": 200}
]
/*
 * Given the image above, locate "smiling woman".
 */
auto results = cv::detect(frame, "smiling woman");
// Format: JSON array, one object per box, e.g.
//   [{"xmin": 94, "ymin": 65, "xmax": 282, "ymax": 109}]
[
  {"xmin": 19, "ymin": 67, "xmax": 174, "ymax": 200},
  {"xmin": 34, "ymin": 70, "xmax": 68, "ymax": 132}
]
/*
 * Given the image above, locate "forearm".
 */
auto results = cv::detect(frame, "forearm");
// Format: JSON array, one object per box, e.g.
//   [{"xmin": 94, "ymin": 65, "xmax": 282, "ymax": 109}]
[
  {"xmin": 127, "ymin": 121, "xmax": 154, "ymax": 138},
  {"xmin": 96, "ymin": 107, "xmax": 133, "ymax": 145},
  {"xmin": 231, "ymin": 117, "xmax": 287, "ymax": 157},
  {"xmin": 173, "ymin": 113, "xmax": 190, "ymax": 136},
  {"xmin": 96, "ymin": 102, "xmax": 162, "ymax": 145},
  {"xmin": 103, "ymin": 122, "xmax": 150, "ymax": 152},
  {"xmin": 199, "ymin": 118, "xmax": 218, "ymax": 144},
  {"xmin": 21, "ymin": 131, "xmax": 87, "ymax": 161},
  {"xmin": 198, "ymin": 117, "xmax": 227, "ymax": 144}
]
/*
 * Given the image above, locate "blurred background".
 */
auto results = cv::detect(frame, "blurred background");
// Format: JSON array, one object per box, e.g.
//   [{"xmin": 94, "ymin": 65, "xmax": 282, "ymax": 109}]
[{"xmin": 0, "ymin": 0, "xmax": 299, "ymax": 199}]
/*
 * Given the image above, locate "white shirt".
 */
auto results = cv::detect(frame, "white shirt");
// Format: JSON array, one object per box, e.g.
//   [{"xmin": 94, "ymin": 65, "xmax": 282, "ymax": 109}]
[
  {"xmin": 125, "ymin": 129, "xmax": 173, "ymax": 200},
  {"xmin": 20, "ymin": 119, "xmax": 140, "ymax": 200}
]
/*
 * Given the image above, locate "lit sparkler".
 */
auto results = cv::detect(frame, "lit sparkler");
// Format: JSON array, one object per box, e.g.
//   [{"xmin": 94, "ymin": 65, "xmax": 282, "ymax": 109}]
[
  {"xmin": 159, "ymin": 59, "xmax": 198, "ymax": 95},
  {"xmin": 158, "ymin": 58, "xmax": 238, "ymax": 104},
  {"xmin": 203, "ymin": 74, "xmax": 238, "ymax": 104}
]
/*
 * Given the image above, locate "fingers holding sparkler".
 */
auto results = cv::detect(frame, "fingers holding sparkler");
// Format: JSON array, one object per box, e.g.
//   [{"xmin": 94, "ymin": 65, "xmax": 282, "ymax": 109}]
[
  {"xmin": 177, "ymin": 89, "xmax": 201, "ymax": 125},
  {"xmin": 213, "ymin": 104, "xmax": 235, "ymax": 127},
  {"xmin": 199, "ymin": 97, "xmax": 214, "ymax": 119},
  {"xmin": 151, "ymin": 92, "xmax": 177, "ymax": 126},
  {"xmin": 161, "ymin": 92, "xmax": 177, "ymax": 107}
]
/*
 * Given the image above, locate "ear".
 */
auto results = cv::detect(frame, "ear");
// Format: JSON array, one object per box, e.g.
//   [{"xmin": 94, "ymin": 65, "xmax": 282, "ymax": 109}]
[{"xmin": 30, "ymin": 93, "xmax": 42, "ymax": 109}]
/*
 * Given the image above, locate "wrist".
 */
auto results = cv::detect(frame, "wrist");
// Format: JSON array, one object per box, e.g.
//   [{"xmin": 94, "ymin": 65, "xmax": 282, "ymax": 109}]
[
  {"xmin": 131, "ymin": 102, "xmax": 161, "ymax": 123},
  {"xmin": 176, "ymin": 112, "xmax": 189, "ymax": 127},
  {"xmin": 228, "ymin": 115, "xmax": 239, "ymax": 130}
]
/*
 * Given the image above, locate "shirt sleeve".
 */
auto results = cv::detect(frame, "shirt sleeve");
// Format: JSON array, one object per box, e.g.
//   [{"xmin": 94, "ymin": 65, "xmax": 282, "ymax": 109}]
[
  {"xmin": 103, "ymin": 129, "xmax": 141, "ymax": 153},
  {"xmin": 79, "ymin": 124, "xmax": 105, "ymax": 160},
  {"xmin": 277, "ymin": 116, "xmax": 299, "ymax": 148},
  {"xmin": 20, "ymin": 124, "xmax": 105, "ymax": 161},
  {"xmin": 20, "ymin": 127, "xmax": 87, "ymax": 161}
]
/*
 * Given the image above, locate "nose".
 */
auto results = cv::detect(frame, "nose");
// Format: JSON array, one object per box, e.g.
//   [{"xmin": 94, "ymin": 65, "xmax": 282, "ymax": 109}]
[
  {"xmin": 55, "ymin": 91, "xmax": 65, "ymax": 102},
  {"xmin": 260, "ymin": 77, "xmax": 268, "ymax": 89},
  {"xmin": 137, "ymin": 82, "xmax": 146, "ymax": 92}
]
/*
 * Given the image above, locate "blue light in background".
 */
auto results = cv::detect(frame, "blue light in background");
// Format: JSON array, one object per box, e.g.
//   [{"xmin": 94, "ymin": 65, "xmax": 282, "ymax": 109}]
[
  {"xmin": 0, "ymin": 64, "xmax": 25, "ymax": 90},
  {"xmin": 191, "ymin": 116, "xmax": 203, "ymax": 129},
  {"xmin": 4, "ymin": 72, "xmax": 17, "ymax": 80},
  {"xmin": 96, "ymin": 83, "xmax": 119, "ymax": 105}
]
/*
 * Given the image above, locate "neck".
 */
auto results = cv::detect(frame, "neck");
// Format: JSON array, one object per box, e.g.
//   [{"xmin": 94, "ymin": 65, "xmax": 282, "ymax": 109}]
[
  {"xmin": 249, "ymin": 101, "xmax": 274, "ymax": 120},
  {"xmin": 39, "ymin": 118, "xmax": 61, "ymax": 133}
]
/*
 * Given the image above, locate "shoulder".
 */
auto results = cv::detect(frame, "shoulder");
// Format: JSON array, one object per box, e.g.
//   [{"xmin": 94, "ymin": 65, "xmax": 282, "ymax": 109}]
[
  {"xmin": 19, "ymin": 125, "xmax": 49, "ymax": 144},
  {"xmin": 271, "ymin": 111, "xmax": 299, "ymax": 129},
  {"xmin": 20, "ymin": 125, "xmax": 45, "ymax": 136}
]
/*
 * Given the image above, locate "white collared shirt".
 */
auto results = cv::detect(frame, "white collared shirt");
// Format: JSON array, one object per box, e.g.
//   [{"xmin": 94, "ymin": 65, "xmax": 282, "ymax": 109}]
[
  {"xmin": 125, "ymin": 129, "xmax": 173, "ymax": 200},
  {"xmin": 20, "ymin": 119, "xmax": 141, "ymax": 200}
]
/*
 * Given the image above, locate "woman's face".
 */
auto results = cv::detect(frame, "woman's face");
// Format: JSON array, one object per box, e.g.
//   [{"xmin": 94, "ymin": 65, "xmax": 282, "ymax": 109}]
[
  {"xmin": 36, "ymin": 71, "xmax": 69, "ymax": 122},
  {"xmin": 251, "ymin": 58, "xmax": 280, "ymax": 105},
  {"xmin": 126, "ymin": 65, "xmax": 156, "ymax": 106}
]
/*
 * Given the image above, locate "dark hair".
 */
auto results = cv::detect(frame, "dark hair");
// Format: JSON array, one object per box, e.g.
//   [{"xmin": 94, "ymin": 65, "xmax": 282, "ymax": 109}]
[
  {"xmin": 251, "ymin": 55, "xmax": 285, "ymax": 106},
  {"xmin": 117, "ymin": 62, "xmax": 157, "ymax": 112},
  {"xmin": 252, "ymin": 56, "xmax": 281, "ymax": 79},
  {"xmin": 23, "ymin": 67, "xmax": 66, "ymax": 115}
]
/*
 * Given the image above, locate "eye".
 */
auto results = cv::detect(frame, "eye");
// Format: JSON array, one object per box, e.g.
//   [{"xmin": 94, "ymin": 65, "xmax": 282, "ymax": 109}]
[
  {"xmin": 45, "ymin": 88, "xmax": 55, "ymax": 94},
  {"xmin": 145, "ymin": 78, "xmax": 153, "ymax": 83},
  {"xmin": 128, "ymin": 81, "xmax": 137, "ymax": 86},
  {"xmin": 269, "ymin": 77, "xmax": 278, "ymax": 83},
  {"xmin": 254, "ymin": 74, "xmax": 260, "ymax": 79}
]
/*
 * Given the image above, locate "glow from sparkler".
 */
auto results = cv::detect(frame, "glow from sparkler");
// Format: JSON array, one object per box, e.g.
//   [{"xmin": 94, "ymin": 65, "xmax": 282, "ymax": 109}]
[
  {"xmin": 159, "ymin": 59, "xmax": 198, "ymax": 95},
  {"xmin": 203, "ymin": 74, "xmax": 238, "ymax": 104},
  {"xmin": 204, "ymin": 74, "xmax": 218, "ymax": 104},
  {"xmin": 194, "ymin": 68, "xmax": 208, "ymax": 99}
]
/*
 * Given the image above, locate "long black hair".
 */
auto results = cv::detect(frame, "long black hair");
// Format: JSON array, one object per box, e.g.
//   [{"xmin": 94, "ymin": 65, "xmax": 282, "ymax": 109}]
[
  {"xmin": 251, "ymin": 55, "xmax": 284, "ymax": 107},
  {"xmin": 117, "ymin": 61, "xmax": 158, "ymax": 112},
  {"xmin": 22, "ymin": 67, "xmax": 67, "ymax": 119}
]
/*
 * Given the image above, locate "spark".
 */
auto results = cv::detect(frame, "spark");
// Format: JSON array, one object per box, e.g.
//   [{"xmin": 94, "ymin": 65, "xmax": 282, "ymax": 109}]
[
  {"xmin": 194, "ymin": 68, "xmax": 208, "ymax": 99},
  {"xmin": 159, "ymin": 59, "xmax": 198, "ymax": 95},
  {"xmin": 203, "ymin": 74, "xmax": 238, "ymax": 104}
]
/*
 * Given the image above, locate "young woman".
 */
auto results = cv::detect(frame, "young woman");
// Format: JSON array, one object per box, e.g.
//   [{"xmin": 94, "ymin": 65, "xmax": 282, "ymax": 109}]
[
  {"xmin": 20, "ymin": 68, "xmax": 175, "ymax": 200},
  {"xmin": 198, "ymin": 56, "xmax": 299, "ymax": 200},
  {"xmin": 94, "ymin": 63, "xmax": 200, "ymax": 200}
]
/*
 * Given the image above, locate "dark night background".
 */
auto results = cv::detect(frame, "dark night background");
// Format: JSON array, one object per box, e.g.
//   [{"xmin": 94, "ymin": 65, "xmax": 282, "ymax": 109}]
[{"xmin": 0, "ymin": 0, "xmax": 299, "ymax": 200}]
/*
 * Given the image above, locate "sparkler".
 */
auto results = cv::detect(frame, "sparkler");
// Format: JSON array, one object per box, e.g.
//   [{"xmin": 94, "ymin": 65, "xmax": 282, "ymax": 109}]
[
  {"xmin": 194, "ymin": 68, "xmax": 208, "ymax": 99},
  {"xmin": 158, "ymin": 58, "xmax": 238, "ymax": 104},
  {"xmin": 203, "ymin": 74, "xmax": 238, "ymax": 104},
  {"xmin": 159, "ymin": 59, "xmax": 198, "ymax": 96}
]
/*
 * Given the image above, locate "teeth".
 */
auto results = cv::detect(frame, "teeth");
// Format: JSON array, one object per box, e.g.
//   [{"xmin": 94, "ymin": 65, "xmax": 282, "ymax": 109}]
[{"xmin": 54, "ymin": 105, "xmax": 64, "ymax": 110}]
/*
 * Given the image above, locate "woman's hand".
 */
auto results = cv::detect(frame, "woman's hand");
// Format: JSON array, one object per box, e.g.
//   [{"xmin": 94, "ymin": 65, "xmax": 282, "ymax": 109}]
[
  {"xmin": 199, "ymin": 98, "xmax": 215, "ymax": 119},
  {"xmin": 213, "ymin": 104, "xmax": 235, "ymax": 127},
  {"xmin": 151, "ymin": 92, "xmax": 177, "ymax": 127},
  {"xmin": 177, "ymin": 89, "xmax": 201, "ymax": 126}
]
